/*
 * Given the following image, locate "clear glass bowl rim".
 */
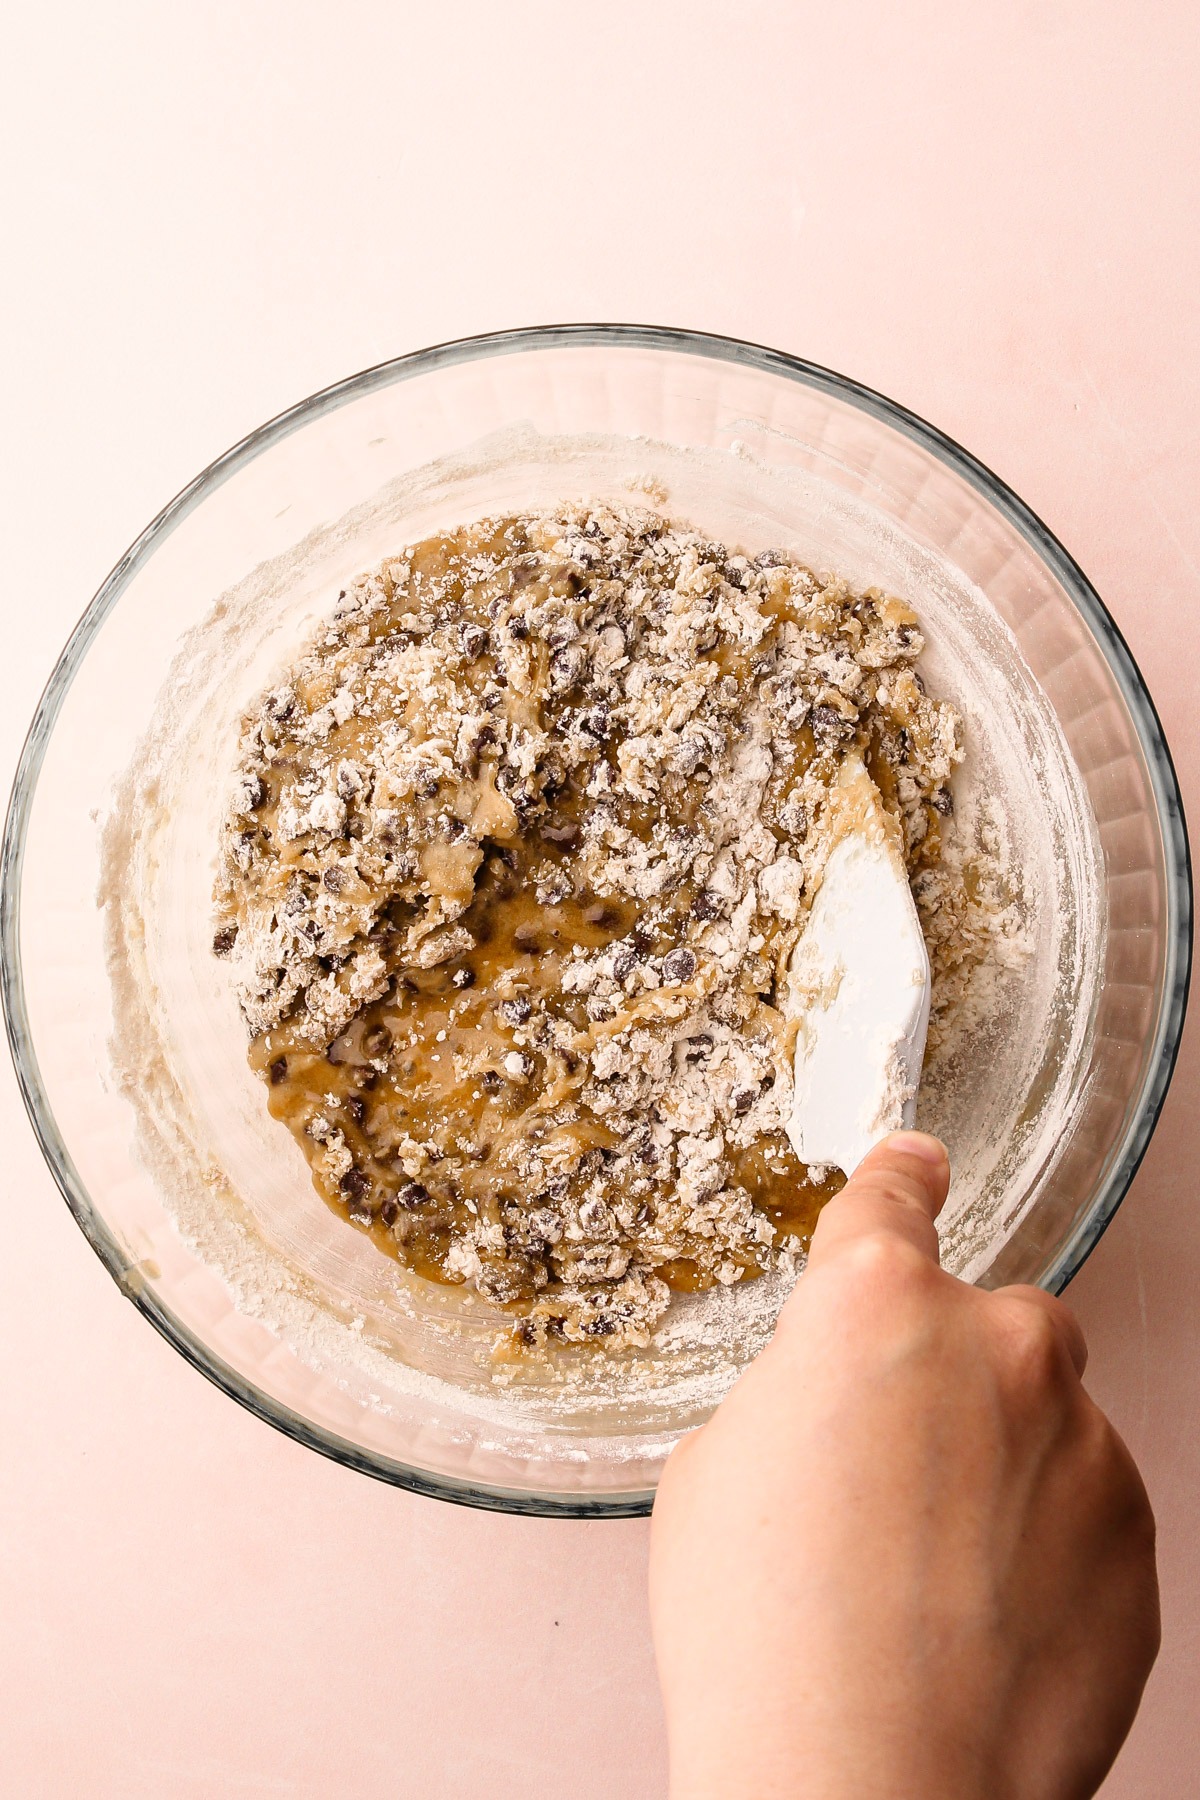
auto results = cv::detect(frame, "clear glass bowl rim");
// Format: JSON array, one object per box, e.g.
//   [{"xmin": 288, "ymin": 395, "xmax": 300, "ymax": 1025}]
[{"xmin": 2, "ymin": 323, "xmax": 1191, "ymax": 1519}]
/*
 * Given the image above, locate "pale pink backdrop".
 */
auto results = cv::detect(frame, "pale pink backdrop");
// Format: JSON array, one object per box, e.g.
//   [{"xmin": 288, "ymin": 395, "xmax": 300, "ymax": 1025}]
[{"xmin": 1, "ymin": 3, "xmax": 1197, "ymax": 1794}]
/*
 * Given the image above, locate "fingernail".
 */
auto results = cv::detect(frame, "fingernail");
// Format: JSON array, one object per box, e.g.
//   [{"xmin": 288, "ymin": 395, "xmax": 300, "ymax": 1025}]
[{"xmin": 887, "ymin": 1131, "xmax": 949, "ymax": 1170}]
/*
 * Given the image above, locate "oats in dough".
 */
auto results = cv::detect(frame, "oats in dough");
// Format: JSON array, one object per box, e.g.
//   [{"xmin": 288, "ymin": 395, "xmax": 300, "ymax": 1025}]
[{"xmin": 214, "ymin": 504, "xmax": 973, "ymax": 1348}]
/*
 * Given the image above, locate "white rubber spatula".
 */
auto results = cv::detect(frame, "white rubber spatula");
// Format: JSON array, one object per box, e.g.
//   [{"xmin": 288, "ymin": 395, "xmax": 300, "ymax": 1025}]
[{"xmin": 784, "ymin": 753, "xmax": 931, "ymax": 1176}]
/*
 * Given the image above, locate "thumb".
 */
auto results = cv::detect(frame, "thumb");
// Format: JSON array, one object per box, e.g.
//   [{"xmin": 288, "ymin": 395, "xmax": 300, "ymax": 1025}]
[{"xmin": 805, "ymin": 1131, "xmax": 950, "ymax": 1270}]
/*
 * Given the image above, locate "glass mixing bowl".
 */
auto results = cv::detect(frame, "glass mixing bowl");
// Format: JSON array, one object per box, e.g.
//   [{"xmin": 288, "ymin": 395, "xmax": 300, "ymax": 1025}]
[{"xmin": 2, "ymin": 327, "xmax": 1190, "ymax": 1516}]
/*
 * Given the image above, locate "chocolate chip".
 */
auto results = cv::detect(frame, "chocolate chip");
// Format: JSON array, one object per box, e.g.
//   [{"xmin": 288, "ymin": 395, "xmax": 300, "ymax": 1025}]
[
  {"xmin": 460, "ymin": 623, "xmax": 490, "ymax": 658},
  {"xmin": 379, "ymin": 1198, "xmax": 399, "ymax": 1227},
  {"xmin": 398, "ymin": 1181, "xmax": 430, "ymax": 1209},
  {"xmin": 639, "ymin": 1140, "xmax": 661, "ymax": 1165},
  {"xmin": 691, "ymin": 889, "xmax": 722, "ymax": 921},
  {"xmin": 662, "ymin": 947, "xmax": 697, "ymax": 984},
  {"xmin": 754, "ymin": 548, "xmax": 786, "ymax": 569},
  {"xmin": 812, "ymin": 704, "xmax": 847, "ymax": 731},
  {"xmin": 732, "ymin": 1088, "xmax": 756, "ymax": 1116},
  {"xmin": 931, "ymin": 786, "xmax": 954, "ymax": 816},
  {"xmin": 507, "ymin": 616, "xmax": 529, "ymax": 640},
  {"xmin": 498, "ymin": 996, "xmax": 532, "ymax": 1025},
  {"xmin": 340, "ymin": 1167, "xmax": 370, "ymax": 1201},
  {"xmin": 415, "ymin": 770, "xmax": 440, "ymax": 800},
  {"xmin": 268, "ymin": 1055, "xmax": 288, "ymax": 1085},
  {"xmin": 684, "ymin": 1034, "xmax": 712, "ymax": 1064},
  {"xmin": 579, "ymin": 703, "xmax": 610, "ymax": 741},
  {"xmin": 581, "ymin": 1314, "xmax": 615, "ymax": 1337},
  {"xmin": 481, "ymin": 1070, "xmax": 502, "ymax": 1091},
  {"xmin": 322, "ymin": 866, "xmax": 344, "ymax": 892},
  {"xmin": 212, "ymin": 924, "xmax": 238, "ymax": 957},
  {"xmin": 674, "ymin": 736, "xmax": 707, "ymax": 777},
  {"xmin": 612, "ymin": 946, "xmax": 638, "ymax": 984},
  {"xmin": 264, "ymin": 690, "xmax": 295, "ymax": 722},
  {"xmin": 470, "ymin": 722, "xmax": 497, "ymax": 755},
  {"xmin": 345, "ymin": 1094, "xmax": 366, "ymax": 1125},
  {"xmin": 451, "ymin": 968, "xmax": 476, "ymax": 989},
  {"xmin": 514, "ymin": 1317, "xmax": 538, "ymax": 1347},
  {"xmin": 243, "ymin": 774, "xmax": 267, "ymax": 811},
  {"xmin": 361, "ymin": 1022, "xmax": 392, "ymax": 1057}
]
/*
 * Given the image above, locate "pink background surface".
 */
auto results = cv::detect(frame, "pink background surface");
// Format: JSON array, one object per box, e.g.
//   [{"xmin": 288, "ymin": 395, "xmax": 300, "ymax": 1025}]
[{"xmin": 2, "ymin": 3, "xmax": 1197, "ymax": 1794}]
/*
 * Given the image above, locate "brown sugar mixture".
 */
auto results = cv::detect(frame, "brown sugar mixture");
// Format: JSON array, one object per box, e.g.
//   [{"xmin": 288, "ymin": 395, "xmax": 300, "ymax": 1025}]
[{"xmin": 213, "ymin": 505, "xmax": 963, "ymax": 1347}]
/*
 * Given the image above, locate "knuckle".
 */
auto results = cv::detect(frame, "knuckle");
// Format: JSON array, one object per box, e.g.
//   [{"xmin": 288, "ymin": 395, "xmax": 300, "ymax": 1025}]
[
  {"xmin": 1129, "ymin": 1490, "xmax": 1159, "ymax": 1559},
  {"xmin": 1107, "ymin": 1435, "xmax": 1158, "ymax": 1547},
  {"xmin": 1081, "ymin": 1421, "xmax": 1160, "ymax": 1572},
  {"xmin": 838, "ymin": 1232, "xmax": 936, "ymax": 1293},
  {"xmin": 995, "ymin": 1298, "xmax": 1068, "ymax": 1389},
  {"xmin": 1076, "ymin": 1408, "xmax": 1119, "ymax": 1485}
]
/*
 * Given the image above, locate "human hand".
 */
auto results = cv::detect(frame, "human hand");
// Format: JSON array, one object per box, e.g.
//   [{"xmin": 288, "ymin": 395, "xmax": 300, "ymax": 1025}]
[{"xmin": 649, "ymin": 1133, "xmax": 1159, "ymax": 1800}]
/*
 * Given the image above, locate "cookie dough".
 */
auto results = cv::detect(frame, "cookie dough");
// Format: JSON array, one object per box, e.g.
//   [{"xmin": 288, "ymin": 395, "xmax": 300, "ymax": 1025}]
[{"xmin": 213, "ymin": 505, "xmax": 963, "ymax": 1346}]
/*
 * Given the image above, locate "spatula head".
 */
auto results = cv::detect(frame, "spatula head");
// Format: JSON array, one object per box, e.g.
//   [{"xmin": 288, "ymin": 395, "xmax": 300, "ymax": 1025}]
[{"xmin": 784, "ymin": 759, "xmax": 930, "ymax": 1177}]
